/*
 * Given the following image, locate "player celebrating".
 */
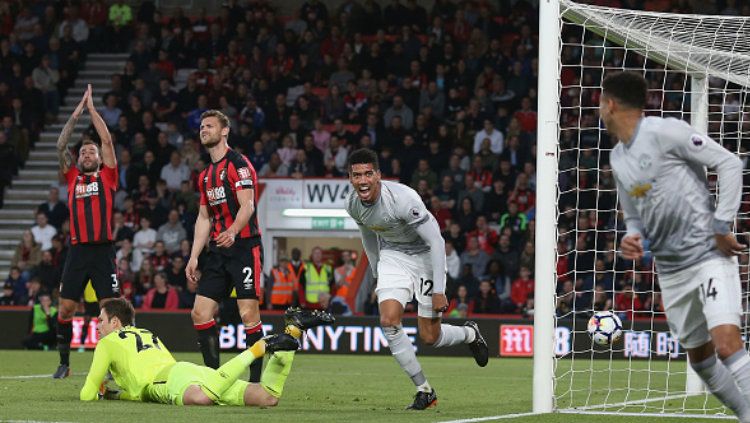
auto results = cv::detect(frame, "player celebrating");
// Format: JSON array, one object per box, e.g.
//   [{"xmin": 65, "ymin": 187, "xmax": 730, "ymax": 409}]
[
  {"xmin": 345, "ymin": 148, "xmax": 489, "ymax": 410},
  {"xmin": 80, "ymin": 298, "xmax": 334, "ymax": 406},
  {"xmin": 605, "ymin": 72, "xmax": 750, "ymax": 421},
  {"xmin": 54, "ymin": 85, "xmax": 120, "ymax": 379},
  {"xmin": 185, "ymin": 110, "xmax": 265, "ymax": 382}
]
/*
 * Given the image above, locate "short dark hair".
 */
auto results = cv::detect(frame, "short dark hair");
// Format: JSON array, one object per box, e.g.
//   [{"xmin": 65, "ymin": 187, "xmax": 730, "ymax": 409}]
[
  {"xmin": 102, "ymin": 298, "xmax": 135, "ymax": 326},
  {"xmin": 200, "ymin": 109, "xmax": 231, "ymax": 129},
  {"xmin": 348, "ymin": 148, "xmax": 379, "ymax": 171},
  {"xmin": 602, "ymin": 72, "xmax": 647, "ymax": 110}
]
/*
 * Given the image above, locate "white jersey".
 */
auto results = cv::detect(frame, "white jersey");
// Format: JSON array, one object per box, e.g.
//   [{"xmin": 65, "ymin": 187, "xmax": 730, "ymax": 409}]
[
  {"xmin": 610, "ymin": 116, "xmax": 742, "ymax": 275},
  {"xmin": 346, "ymin": 180, "xmax": 448, "ymax": 293},
  {"xmin": 346, "ymin": 180, "xmax": 432, "ymax": 255}
]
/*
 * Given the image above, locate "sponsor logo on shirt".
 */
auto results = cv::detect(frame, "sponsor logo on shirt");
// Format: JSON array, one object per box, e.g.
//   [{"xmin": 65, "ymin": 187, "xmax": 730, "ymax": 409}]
[
  {"xmin": 207, "ymin": 186, "xmax": 227, "ymax": 205},
  {"xmin": 75, "ymin": 182, "xmax": 100, "ymax": 199}
]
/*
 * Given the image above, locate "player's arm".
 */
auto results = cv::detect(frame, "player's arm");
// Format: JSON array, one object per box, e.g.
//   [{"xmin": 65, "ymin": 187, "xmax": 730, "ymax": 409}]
[
  {"xmin": 216, "ymin": 188, "xmax": 254, "ymax": 248},
  {"xmin": 80, "ymin": 341, "xmax": 112, "ymax": 401},
  {"xmin": 413, "ymin": 217, "xmax": 447, "ymax": 295},
  {"xmin": 357, "ymin": 223, "xmax": 380, "ymax": 279},
  {"xmin": 615, "ymin": 177, "xmax": 644, "ymax": 260},
  {"xmin": 186, "ymin": 204, "xmax": 210, "ymax": 283},
  {"xmin": 665, "ymin": 120, "xmax": 745, "ymax": 254},
  {"xmin": 85, "ymin": 84, "xmax": 116, "ymax": 168},
  {"xmin": 57, "ymin": 89, "xmax": 88, "ymax": 174}
]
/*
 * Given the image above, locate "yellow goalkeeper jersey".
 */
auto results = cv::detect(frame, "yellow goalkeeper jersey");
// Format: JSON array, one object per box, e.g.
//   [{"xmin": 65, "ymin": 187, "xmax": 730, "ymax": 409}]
[{"xmin": 80, "ymin": 326, "xmax": 176, "ymax": 401}]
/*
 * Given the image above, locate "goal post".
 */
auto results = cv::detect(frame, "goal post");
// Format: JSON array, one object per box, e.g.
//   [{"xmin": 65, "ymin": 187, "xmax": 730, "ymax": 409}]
[{"xmin": 535, "ymin": 0, "xmax": 750, "ymax": 417}]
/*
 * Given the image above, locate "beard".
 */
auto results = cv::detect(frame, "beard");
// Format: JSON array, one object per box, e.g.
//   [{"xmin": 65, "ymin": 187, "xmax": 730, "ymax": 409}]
[
  {"xmin": 79, "ymin": 160, "xmax": 99, "ymax": 173},
  {"xmin": 201, "ymin": 134, "xmax": 221, "ymax": 148}
]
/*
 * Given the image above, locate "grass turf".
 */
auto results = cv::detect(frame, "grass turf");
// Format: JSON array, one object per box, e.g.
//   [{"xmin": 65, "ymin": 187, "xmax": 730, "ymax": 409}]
[{"xmin": 0, "ymin": 350, "xmax": 736, "ymax": 422}]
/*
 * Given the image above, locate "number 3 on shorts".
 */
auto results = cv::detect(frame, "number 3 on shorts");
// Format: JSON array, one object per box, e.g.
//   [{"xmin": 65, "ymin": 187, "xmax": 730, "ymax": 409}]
[{"xmin": 699, "ymin": 278, "xmax": 718, "ymax": 302}]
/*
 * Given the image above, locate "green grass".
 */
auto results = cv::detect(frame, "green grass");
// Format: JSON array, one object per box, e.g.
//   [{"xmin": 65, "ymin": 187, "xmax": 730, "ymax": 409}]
[{"xmin": 0, "ymin": 350, "xmax": 737, "ymax": 422}]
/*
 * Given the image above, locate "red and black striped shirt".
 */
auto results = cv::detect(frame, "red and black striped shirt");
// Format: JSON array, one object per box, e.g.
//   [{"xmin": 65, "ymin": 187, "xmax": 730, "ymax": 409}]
[
  {"xmin": 66, "ymin": 165, "xmax": 118, "ymax": 245},
  {"xmin": 199, "ymin": 148, "xmax": 260, "ymax": 240}
]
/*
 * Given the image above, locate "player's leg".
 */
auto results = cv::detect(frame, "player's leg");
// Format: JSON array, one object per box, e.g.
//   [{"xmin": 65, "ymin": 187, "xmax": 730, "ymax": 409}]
[
  {"xmin": 662, "ymin": 261, "xmax": 750, "ymax": 421},
  {"xmin": 413, "ymin": 255, "xmax": 489, "ymax": 367},
  {"xmin": 54, "ymin": 246, "xmax": 87, "ymax": 378},
  {"xmin": 192, "ymin": 251, "xmax": 225, "ymax": 368},
  {"xmin": 232, "ymin": 243, "xmax": 265, "ymax": 382}
]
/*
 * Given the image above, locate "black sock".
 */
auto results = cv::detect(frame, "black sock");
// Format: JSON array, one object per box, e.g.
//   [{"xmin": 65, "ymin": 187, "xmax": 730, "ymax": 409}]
[
  {"xmin": 80, "ymin": 319, "xmax": 90, "ymax": 346},
  {"xmin": 195, "ymin": 320, "xmax": 220, "ymax": 369},
  {"xmin": 57, "ymin": 317, "xmax": 72, "ymax": 366},
  {"xmin": 245, "ymin": 322, "xmax": 264, "ymax": 382}
]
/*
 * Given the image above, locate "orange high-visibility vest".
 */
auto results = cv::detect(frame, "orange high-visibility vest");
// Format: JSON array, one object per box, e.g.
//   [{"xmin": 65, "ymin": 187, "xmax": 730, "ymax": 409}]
[
  {"xmin": 270, "ymin": 268, "xmax": 294, "ymax": 306},
  {"xmin": 335, "ymin": 265, "xmax": 354, "ymax": 298}
]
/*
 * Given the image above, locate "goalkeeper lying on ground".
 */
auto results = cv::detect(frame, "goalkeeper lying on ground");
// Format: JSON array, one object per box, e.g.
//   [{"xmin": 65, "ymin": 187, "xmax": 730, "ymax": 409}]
[{"xmin": 80, "ymin": 298, "xmax": 333, "ymax": 406}]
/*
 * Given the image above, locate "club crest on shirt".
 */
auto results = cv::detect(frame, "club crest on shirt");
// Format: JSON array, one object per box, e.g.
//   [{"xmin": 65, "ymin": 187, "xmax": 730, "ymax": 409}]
[
  {"xmin": 219, "ymin": 169, "xmax": 226, "ymax": 181},
  {"xmin": 410, "ymin": 207, "xmax": 421, "ymax": 219},
  {"xmin": 638, "ymin": 154, "xmax": 652, "ymax": 170},
  {"xmin": 628, "ymin": 183, "xmax": 652, "ymax": 198}
]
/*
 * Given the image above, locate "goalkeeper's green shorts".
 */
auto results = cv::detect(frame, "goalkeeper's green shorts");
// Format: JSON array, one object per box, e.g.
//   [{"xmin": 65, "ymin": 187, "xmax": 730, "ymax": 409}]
[{"xmin": 142, "ymin": 362, "xmax": 248, "ymax": 406}]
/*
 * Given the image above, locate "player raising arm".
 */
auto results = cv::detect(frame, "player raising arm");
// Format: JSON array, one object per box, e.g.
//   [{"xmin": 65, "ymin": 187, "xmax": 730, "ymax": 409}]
[
  {"xmin": 345, "ymin": 148, "xmax": 489, "ymax": 410},
  {"xmin": 604, "ymin": 71, "xmax": 750, "ymax": 422},
  {"xmin": 54, "ymin": 84, "xmax": 120, "ymax": 379},
  {"xmin": 80, "ymin": 298, "xmax": 333, "ymax": 407}
]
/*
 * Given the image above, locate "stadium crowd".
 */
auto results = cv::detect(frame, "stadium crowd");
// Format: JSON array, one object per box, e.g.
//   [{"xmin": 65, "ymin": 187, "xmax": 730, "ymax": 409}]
[{"xmin": 2, "ymin": 0, "xmax": 740, "ymax": 332}]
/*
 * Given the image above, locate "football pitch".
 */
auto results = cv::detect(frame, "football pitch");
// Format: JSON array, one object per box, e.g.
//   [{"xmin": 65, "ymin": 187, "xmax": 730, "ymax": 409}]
[{"xmin": 0, "ymin": 350, "xmax": 735, "ymax": 422}]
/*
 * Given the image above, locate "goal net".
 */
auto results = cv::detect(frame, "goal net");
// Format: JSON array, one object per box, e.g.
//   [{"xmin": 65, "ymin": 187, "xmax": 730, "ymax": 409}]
[{"xmin": 535, "ymin": 0, "xmax": 750, "ymax": 418}]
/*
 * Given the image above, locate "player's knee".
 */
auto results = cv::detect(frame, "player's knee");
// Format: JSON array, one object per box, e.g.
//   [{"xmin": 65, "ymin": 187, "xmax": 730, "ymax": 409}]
[
  {"xmin": 714, "ymin": 340, "xmax": 742, "ymax": 360},
  {"xmin": 419, "ymin": 331, "xmax": 439, "ymax": 346},
  {"xmin": 380, "ymin": 315, "xmax": 400, "ymax": 328},
  {"xmin": 190, "ymin": 307, "xmax": 211, "ymax": 324}
]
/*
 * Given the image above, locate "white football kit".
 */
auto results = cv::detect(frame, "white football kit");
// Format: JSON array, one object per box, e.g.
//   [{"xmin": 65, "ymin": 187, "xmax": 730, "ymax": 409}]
[
  {"xmin": 346, "ymin": 180, "xmax": 447, "ymax": 318},
  {"xmin": 611, "ymin": 116, "xmax": 743, "ymax": 348}
]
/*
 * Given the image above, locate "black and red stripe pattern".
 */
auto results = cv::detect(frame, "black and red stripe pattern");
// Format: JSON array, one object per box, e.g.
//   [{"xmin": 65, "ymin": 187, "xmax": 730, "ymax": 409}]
[
  {"xmin": 199, "ymin": 148, "xmax": 260, "ymax": 240},
  {"xmin": 66, "ymin": 166, "xmax": 118, "ymax": 245}
]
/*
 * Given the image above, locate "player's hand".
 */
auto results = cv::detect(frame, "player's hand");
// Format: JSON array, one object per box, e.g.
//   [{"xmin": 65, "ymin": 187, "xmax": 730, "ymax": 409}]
[
  {"xmin": 84, "ymin": 84, "xmax": 95, "ymax": 111},
  {"xmin": 72, "ymin": 87, "xmax": 89, "ymax": 118},
  {"xmin": 620, "ymin": 234, "xmax": 644, "ymax": 260},
  {"xmin": 432, "ymin": 293, "xmax": 449, "ymax": 313},
  {"xmin": 186, "ymin": 257, "xmax": 199, "ymax": 283},
  {"xmin": 215, "ymin": 228, "xmax": 237, "ymax": 248},
  {"xmin": 715, "ymin": 233, "xmax": 746, "ymax": 257}
]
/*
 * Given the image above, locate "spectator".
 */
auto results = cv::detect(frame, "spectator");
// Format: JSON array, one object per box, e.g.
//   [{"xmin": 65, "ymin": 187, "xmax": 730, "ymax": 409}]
[
  {"xmin": 460, "ymin": 237, "xmax": 490, "ymax": 288},
  {"xmin": 0, "ymin": 132, "xmax": 16, "ymax": 207},
  {"xmin": 445, "ymin": 240, "xmax": 461, "ymax": 282},
  {"xmin": 156, "ymin": 210, "xmax": 187, "ymax": 255},
  {"xmin": 494, "ymin": 234, "xmax": 520, "ymax": 281},
  {"xmin": 141, "ymin": 272, "xmax": 179, "ymax": 310},
  {"xmin": 258, "ymin": 152, "xmax": 290, "ymax": 177},
  {"xmin": 410, "ymin": 158, "xmax": 438, "ymax": 190},
  {"xmin": 6, "ymin": 266, "xmax": 27, "ymax": 305},
  {"xmin": 473, "ymin": 279, "xmax": 502, "ymax": 314},
  {"xmin": 133, "ymin": 216, "xmax": 156, "ymax": 257},
  {"xmin": 12, "ymin": 230, "xmax": 42, "ymax": 279},
  {"xmin": 383, "ymin": 95, "xmax": 414, "ymax": 130},
  {"xmin": 31, "ymin": 211, "xmax": 56, "ymax": 250},
  {"xmin": 467, "ymin": 215, "xmax": 499, "ymax": 255},
  {"xmin": 429, "ymin": 196, "xmax": 452, "ymax": 231},
  {"xmin": 31, "ymin": 55, "xmax": 59, "ymax": 120},
  {"xmin": 35, "ymin": 250, "xmax": 59, "ymax": 294},
  {"xmin": 0, "ymin": 281, "xmax": 15, "ymax": 305},
  {"xmin": 160, "ymin": 151, "xmax": 190, "ymax": 192},
  {"xmin": 22, "ymin": 291, "xmax": 57, "ymax": 350},
  {"xmin": 508, "ymin": 172, "xmax": 535, "ymax": 213},
  {"xmin": 447, "ymin": 285, "xmax": 474, "ymax": 316},
  {"xmin": 37, "ymin": 187, "xmax": 68, "ymax": 230},
  {"xmin": 473, "ymin": 119, "xmax": 504, "ymax": 155},
  {"xmin": 100, "ymin": 94, "xmax": 122, "ymax": 127}
]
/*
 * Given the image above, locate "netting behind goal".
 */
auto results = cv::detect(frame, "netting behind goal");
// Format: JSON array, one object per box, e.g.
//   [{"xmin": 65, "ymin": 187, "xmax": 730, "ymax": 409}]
[{"xmin": 549, "ymin": 0, "xmax": 750, "ymax": 417}]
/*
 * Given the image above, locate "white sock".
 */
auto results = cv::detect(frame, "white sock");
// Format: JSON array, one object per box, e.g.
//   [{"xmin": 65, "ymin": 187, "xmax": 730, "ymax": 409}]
[
  {"xmin": 432, "ymin": 324, "xmax": 473, "ymax": 348},
  {"xmin": 382, "ymin": 325, "xmax": 427, "ymax": 387},
  {"xmin": 416, "ymin": 381, "xmax": 432, "ymax": 393},
  {"xmin": 693, "ymin": 355, "xmax": 750, "ymax": 422}
]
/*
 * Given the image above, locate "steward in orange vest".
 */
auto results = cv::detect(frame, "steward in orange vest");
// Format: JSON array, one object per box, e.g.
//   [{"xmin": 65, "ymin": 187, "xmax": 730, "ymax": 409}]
[{"xmin": 269, "ymin": 256, "xmax": 296, "ymax": 309}]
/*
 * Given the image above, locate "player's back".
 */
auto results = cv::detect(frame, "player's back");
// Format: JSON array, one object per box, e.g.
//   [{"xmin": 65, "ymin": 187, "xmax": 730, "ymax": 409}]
[
  {"xmin": 98, "ymin": 326, "xmax": 176, "ymax": 399},
  {"xmin": 346, "ymin": 180, "xmax": 432, "ymax": 255},
  {"xmin": 610, "ymin": 116, "xmax": 735, "ymax": 274}
]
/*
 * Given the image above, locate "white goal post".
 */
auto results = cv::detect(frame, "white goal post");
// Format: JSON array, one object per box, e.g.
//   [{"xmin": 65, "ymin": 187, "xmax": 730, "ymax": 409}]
[{"xmin": 535, "ymin": 0, "xmax": 750, "ymax": 417}]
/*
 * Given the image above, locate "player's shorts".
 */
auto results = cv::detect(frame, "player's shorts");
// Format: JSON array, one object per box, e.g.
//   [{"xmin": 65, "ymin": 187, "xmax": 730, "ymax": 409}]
[
  {"xmin": 197, "ymin": 238, "xmax": 263, "ymax": 302},
  {"xmin": 82, "ymin": 281, "xmax": 100, "ymax": 316},
  {"xmin": 659, "ymin": 256, "xmax": 742, "ymax": 349},
  {"xmin": 142, "ymin": 362, "xmax": 247, "ymax": 406},
  {"xmin": 376, "ymin": 250, "xmax": 440, "ymax": 319},
  {"xmin": 59, "ymin": 243, "xmax": 119, "ymax": 301}
]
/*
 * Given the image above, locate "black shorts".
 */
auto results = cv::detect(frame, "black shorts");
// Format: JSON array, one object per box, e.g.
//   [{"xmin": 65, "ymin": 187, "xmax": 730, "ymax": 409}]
[
  {"xmin": 60, "ymin": 243, "xmax": 120, "ymax": 301},
  {"xmin": 197, "ymin": 238, "xmax": 263, "ymax": 302},
  {"xmin": 83, "ymin": 300, "xmax": 100, "ymax": 317}
]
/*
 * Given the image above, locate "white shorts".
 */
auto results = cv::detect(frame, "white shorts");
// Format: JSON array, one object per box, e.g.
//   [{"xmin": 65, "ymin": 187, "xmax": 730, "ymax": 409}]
[
  {"xmin": 376, "ymin": 250, "xmax": 440, "ymax": 319},
  {"xmin": 659, "ymin": 256, "xmax": 742, "ymax": 349}
]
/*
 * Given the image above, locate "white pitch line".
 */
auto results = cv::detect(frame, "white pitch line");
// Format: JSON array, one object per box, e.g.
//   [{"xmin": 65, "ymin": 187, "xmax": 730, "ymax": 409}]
[
  {"xmin": 559, "ymin": 410, "xmax": 736, "ymax": 420},
  {"xmin": 0, "ymin": 372, "xmax": 87, "ymax": 380},
  {"xmin": 436, "ymin": 412, "xmax": 539, "ymax": 423}
]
